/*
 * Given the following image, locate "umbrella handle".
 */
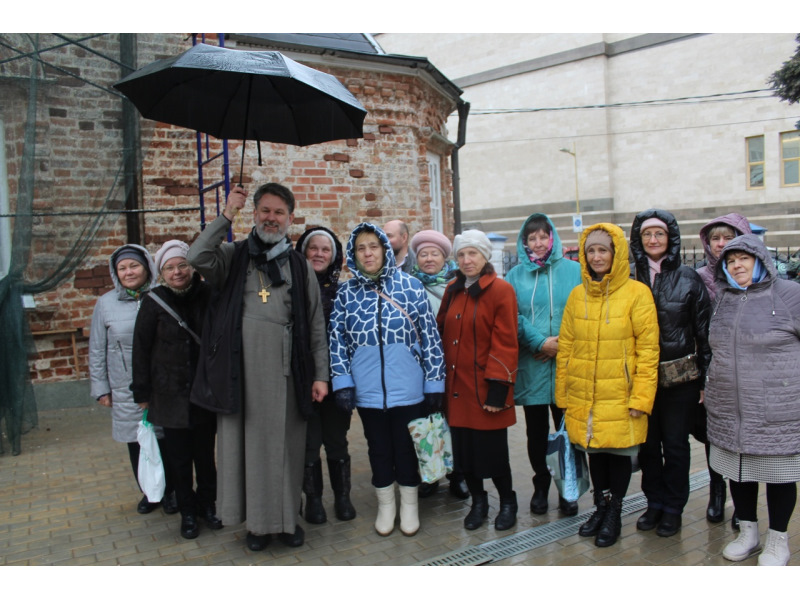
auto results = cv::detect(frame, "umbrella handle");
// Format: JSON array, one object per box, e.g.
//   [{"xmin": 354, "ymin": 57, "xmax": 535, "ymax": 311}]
[{"xmin": 238, "ymin": 74, "xmax": 253, "ymax": 187}]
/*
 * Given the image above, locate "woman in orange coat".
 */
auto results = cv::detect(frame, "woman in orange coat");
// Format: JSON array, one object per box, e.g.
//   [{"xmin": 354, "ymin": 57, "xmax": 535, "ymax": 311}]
[{"xmin": 438, "ymin": 230, "xmax": 519, "ymax": 531}]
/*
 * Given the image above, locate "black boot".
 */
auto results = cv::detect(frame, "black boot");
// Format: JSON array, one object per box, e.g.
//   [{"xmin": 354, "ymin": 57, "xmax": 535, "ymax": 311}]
[
  {"xmin": 495, "ymin": 491, "xmax": 518, "ymax": 531},
  {"xmin": 418, "ymin": 481, "xmax": 440, "ymax": 498},
  {"xmin": 595, "ymin": 494, "xmax": 623, "ymax": 547},
  {"xmin": 579, "ymin": 490, "xmax": 608, "ymax": 537},
  {"xmin": 558, "ymin": 496, "xmax": 579, "ymax": 516},
  {"xmin": 706, "ymin": 471, "xmax": 726, "ymax": 523},
  {"xmin": 200, "ymin": 503, "xmax": 223, "ymax": 530},
  {"xmin": 530, "ymin": 474, "xmax": 550, "ymax": 514},
  {"xmin": 636, "ymin": 506, "xmax": 663, "ymax": 531},
  {"xmin": 278, "ymin": 524, "xmax": 305, "ymax": 547},
  {"xmin": 447, "ymin": 473, "xmax": 470, "ymax": 499},
  {"xmin": 180, "ymin": 510, "xmax": 199, "ymax": 539},
  {"xmin": 328, "ymin": 458, "xmax": 356, "ymax": 521},
  {"xmin": 162, "ymin": 490, "xmax": 179, "ymax": 515},
  {"xmin": 464, "ymin": 491, "xmax": 489, "ymax": 530},
  {"xmin": 246, "ymin": 532, "xmax": 271, "ymax": 551},
  {"xmin": 303, "ymin": 461, "xmax": 327, "ymax": 524},
  {"xmin": 137, "ymin": 495, "xmax": 160, "ymax": 514}
]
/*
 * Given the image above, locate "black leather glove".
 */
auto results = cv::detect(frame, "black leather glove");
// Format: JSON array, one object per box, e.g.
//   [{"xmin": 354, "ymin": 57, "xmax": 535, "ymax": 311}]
[
  {"xmin": 484, "ymin": 380, "xmax": 510, "ymax": 408},
  {"xmin": 424, "ymin": 392, "xmax": 444, "ymax": 414},
  {"xmin": 334, "ymin": 387, "xmax": 356, "ymax": 413}
]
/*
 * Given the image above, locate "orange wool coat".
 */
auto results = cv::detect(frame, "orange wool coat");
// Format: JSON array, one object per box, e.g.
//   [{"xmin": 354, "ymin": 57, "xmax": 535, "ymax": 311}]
[{"xmin": 437, "ymin": 271, "xmax": 519, "ymax": 430}]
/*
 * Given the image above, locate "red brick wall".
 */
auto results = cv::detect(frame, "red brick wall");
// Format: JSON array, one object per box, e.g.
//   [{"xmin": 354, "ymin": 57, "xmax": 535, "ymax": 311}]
[{"xmin": 1, "ymin": 34, "xmax": 456, "ymax": 384}]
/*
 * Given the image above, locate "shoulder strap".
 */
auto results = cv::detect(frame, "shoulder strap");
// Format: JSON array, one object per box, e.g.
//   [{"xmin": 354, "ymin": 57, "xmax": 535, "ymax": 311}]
[
  {"xmin": 147, "ymin": 291, "xmax": 201, "ymax": 345},
  {"xmin": 369, "ymin": 286, "xmax": 422, "ymax": 346}
]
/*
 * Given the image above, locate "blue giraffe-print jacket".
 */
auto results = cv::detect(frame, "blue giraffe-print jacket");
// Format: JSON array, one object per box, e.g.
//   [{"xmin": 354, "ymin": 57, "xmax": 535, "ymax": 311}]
[{"xmin": 329, "ymin": 222, "xmax": 446, "ymax": 410}]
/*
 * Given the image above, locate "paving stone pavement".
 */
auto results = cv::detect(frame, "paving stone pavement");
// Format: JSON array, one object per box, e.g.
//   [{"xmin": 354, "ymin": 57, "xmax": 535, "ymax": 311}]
[{"xmin": 1, "ymin": 405, "xmax": 797, "ymax": 566}]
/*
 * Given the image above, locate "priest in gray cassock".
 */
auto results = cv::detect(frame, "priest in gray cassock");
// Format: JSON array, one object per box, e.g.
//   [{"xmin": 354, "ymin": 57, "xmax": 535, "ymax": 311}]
[{"xmin": 188, "ymin": 182, "xmax": 329, "ymax": 551}]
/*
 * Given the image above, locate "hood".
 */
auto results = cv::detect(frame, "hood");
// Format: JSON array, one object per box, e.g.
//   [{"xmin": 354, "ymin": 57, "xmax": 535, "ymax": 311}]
[
  {"xmin": 345, "ymin": 222, "xmax": 396, "ymax": 285},
  {"xmin": 578, "ymin": 222, "xmax": 631, "ymax": 295},
  {"xmin": 629, "ymin": 208, "xmax": 682, "ymax": 271},
  {"xmin": 515, "ymin": 213, "xmax": 563, "ymax": 271},
  {"xmin": 699, "ymin": 212, "xmax": 752, "ymax": 270},
  {"xmin": 295, "ymin": 225, "xmax": 344, "ymax": 284},
  {"xmin": 714, "ymin": 233, "xmax": 777, "ymax": 288},
  {"xmin": 108, "ymin": 243, "xmax": 158, "ymax": 298}
]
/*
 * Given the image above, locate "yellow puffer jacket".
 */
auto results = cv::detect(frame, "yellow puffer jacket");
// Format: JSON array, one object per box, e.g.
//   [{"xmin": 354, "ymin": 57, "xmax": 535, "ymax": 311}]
[{"xmin": 555, "ymin": 223, "xmax": 659, "ymax": 450}]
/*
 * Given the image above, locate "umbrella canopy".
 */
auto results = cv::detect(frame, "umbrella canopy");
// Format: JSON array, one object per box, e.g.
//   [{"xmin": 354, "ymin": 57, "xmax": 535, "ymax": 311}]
[{"xmin": 113, "ymin": 43, "xmax": 367, "ymax": 147}]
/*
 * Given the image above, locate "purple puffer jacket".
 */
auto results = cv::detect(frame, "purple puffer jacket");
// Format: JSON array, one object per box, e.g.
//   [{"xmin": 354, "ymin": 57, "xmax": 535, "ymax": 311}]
[
  {"xmin": 696, "ymin": 213, "xmax": 751, "ymax": 301},
  {"xmin": 704, "ymin": 234, "xmax": 800, "ymax": 456}
]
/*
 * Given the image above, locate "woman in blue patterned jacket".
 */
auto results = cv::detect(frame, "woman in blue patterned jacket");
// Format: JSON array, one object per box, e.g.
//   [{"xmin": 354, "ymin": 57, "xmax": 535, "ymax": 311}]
[{"xmin": 329, "ymin": 222, "xmax": 446, "ymax": 538}]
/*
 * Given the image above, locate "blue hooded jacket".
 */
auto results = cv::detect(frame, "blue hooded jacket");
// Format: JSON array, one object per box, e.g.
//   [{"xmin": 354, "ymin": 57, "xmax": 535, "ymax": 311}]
[
  {"xmin": 505, "ymin": 214, "xmax": 582, "ymax": 406},
  {"xmin": 328, "ymin": 222, "xmax": 445, "ymax": 409}
]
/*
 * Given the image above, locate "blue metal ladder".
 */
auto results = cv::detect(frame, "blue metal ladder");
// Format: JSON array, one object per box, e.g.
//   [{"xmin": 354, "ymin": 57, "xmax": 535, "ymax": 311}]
[{"xmin": 192, "ymin": 33, "xmax": 232, "ymax": 239}]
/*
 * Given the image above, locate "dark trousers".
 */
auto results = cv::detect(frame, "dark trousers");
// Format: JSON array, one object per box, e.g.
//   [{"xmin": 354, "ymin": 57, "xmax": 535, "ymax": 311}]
[
  {"xmin": 464, "ymin": 472, "xmax": 515, "ymax": 502},
  {"xmin": 357, "ymin": 403, "xmax": 426, "ymax": 488},
  {"xmin": 160, "ymin": 419, "xmax": 218, "ymax": 513},
  {"xmin": 729, "ymin": 480, "xmax": 797, "ymax": 532},
  {"xmin": 588, "ymin": 452, "xmax": 632, "ymax": 499},
  {"xmin": 305, "ymin": 399, "xmax": 352, "ymax": 464},
  {"xmin": 638, "ymin": 380, "xmax": 700, "ymax": 514},
  {"xmin": 523, "ymin": 403, "xmax": 564, "ymax": 487}
]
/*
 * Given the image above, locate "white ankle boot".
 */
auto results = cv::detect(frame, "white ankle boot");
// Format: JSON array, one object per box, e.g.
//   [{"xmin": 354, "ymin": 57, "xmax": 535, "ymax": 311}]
[
  {"xmin": 398, "ymin": 485, "xmax": 420, "ymax": 536},
  {"xmin": 374, "ymin": 484, "xmax": 396, "ymax": 536},
  {"xmin": 758, "ymin": 529, "xmax": 790, "ymax": 566},
  {"xmin": 723, "ymin": 520, "xmax": 761, "ymax": 561}
]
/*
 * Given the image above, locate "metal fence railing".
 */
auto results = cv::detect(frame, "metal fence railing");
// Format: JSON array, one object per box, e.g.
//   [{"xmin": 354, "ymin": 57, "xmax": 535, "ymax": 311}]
[{"xmin": 501, "ymin": 246, "xmax": 800, "ymax": 281}]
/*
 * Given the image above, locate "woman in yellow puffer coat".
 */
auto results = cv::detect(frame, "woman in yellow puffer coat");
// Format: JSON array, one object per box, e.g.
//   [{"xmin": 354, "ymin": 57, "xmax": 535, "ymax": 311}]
[{"xmin": 555, "ymin": 223, "xmax": 659, "ymax": 547}]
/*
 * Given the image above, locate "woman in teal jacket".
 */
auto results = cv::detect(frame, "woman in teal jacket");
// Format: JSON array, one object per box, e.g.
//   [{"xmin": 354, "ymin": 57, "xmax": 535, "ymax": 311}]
[{"xmin": 506, "ymin": 213, "xmax": 582, "ymax": 516}]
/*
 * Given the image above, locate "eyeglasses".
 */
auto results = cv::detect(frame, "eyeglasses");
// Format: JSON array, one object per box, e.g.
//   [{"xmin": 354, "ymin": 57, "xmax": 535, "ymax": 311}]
[
  {"xmin": 641, "ymin": 231, "xmax": 666, "ymax": 241},
  {"xmin": 162, "ymin": 262, "xmax": 191, "ymax": 274}
]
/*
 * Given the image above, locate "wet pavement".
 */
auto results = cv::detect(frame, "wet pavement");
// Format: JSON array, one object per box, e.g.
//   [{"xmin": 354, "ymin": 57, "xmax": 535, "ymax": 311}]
[{"xmin": 1, "ymin": 405, "xmax": 796, "ymax": 567}]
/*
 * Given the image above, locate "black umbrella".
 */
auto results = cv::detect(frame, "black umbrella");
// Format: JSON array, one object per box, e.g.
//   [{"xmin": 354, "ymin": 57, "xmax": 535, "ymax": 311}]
[{"xmin": 114, "ymin": 43, "xmax": 367, "ymax": 181}]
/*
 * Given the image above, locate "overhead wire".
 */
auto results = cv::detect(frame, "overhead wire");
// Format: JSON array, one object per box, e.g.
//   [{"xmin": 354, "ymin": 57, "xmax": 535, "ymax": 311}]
[{"xmin": 470, "ymin": 88, "xmax": 777, "ymax": 115}]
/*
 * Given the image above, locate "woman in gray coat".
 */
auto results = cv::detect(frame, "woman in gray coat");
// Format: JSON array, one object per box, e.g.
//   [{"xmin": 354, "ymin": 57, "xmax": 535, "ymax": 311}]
[
  {"xmin": 89, "ymin": 244, "xmax": 174, "ymax": 515},
  {"xmin": 705, "ymin": 234, "xmax": 800, "ymax": 566}
]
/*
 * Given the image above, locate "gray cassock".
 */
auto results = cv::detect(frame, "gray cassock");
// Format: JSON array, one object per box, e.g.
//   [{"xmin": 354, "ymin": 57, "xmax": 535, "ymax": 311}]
[{"xmin": 187, "ymin": 215, "xmax": 329, "ymax": 535}]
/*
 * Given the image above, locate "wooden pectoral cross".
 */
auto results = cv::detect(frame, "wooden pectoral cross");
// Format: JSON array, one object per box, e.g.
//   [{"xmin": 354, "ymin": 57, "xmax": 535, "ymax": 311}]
[{"xmin": 258, "ymin": 288, "xmax": 270, "ymax": 303}]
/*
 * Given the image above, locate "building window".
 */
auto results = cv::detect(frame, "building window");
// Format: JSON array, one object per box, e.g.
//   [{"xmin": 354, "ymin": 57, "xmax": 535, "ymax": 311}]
[
  {"xmin": 781, "ymin": 131, "xmax": 800, "ymax": 187},
  {"xmin": 746, "ymin": 135, "xmax": 765, "ymax": 189},
  {"xmin": 427, "ymin": 152, "xmax": 443, "ymax": 232}
]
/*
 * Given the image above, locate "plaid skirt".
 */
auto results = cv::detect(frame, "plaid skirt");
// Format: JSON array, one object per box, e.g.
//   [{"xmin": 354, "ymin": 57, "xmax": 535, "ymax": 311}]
[{"xmin": 710, "ymin": 444, "xmax": 800, "ymax": 484}]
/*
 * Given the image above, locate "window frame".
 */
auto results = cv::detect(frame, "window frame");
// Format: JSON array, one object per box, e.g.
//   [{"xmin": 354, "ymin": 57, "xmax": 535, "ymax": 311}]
[
  {"xmin": 746, "ymin": 135, "xmax": 765, "ymax": 190},
  {"xmin": 426, "ymin": 151, "xmax": 443, "ymax": 233},
  {"xmin": 780, "ymin": 130, "xmax": 800, "ymax": 188}
]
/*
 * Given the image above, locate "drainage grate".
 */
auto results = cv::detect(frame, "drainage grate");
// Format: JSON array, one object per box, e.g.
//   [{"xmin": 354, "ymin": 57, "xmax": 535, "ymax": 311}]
[
  {"xmin": 424, "ymin": 546, "xmax": 494, "ymax": 566},
  {"xmin": 420, "ymin": 469, "xmax": 710, "ymax": 565}
]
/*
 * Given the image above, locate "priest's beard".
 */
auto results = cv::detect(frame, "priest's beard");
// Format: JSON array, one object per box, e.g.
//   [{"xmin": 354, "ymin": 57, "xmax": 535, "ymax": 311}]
[{"xmin": 255, "ymin": 223, "xmax": 287, "ymax": 245}]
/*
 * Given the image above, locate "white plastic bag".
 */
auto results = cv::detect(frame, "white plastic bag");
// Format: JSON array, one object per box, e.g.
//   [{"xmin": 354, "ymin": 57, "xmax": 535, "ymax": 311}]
[{"xmin": 137, "ymin": 409, "xmax": 166, "ymax": 503}]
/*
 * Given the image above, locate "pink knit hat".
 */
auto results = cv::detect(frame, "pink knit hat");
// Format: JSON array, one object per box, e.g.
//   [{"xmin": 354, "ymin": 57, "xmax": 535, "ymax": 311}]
[
  {"xmin": 640, "ymin": 217, "xmax": 668, "ymax": 234},
  {"xmin": 410, "ymin": 229, "xmax": 452, "ymax": 258},
  {"xmin": 155, "ymin": 240, "xmax": 190, "ymax": 274}
]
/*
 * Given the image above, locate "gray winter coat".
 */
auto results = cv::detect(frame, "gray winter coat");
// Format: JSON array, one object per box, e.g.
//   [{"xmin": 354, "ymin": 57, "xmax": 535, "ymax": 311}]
[
  {"xmin": 704, "ymin": 234, "xmax": 800, "ymax": 456},
  {"xmin": 89, "ymin": 244, "xmax": 158, "ymax": 443}
]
